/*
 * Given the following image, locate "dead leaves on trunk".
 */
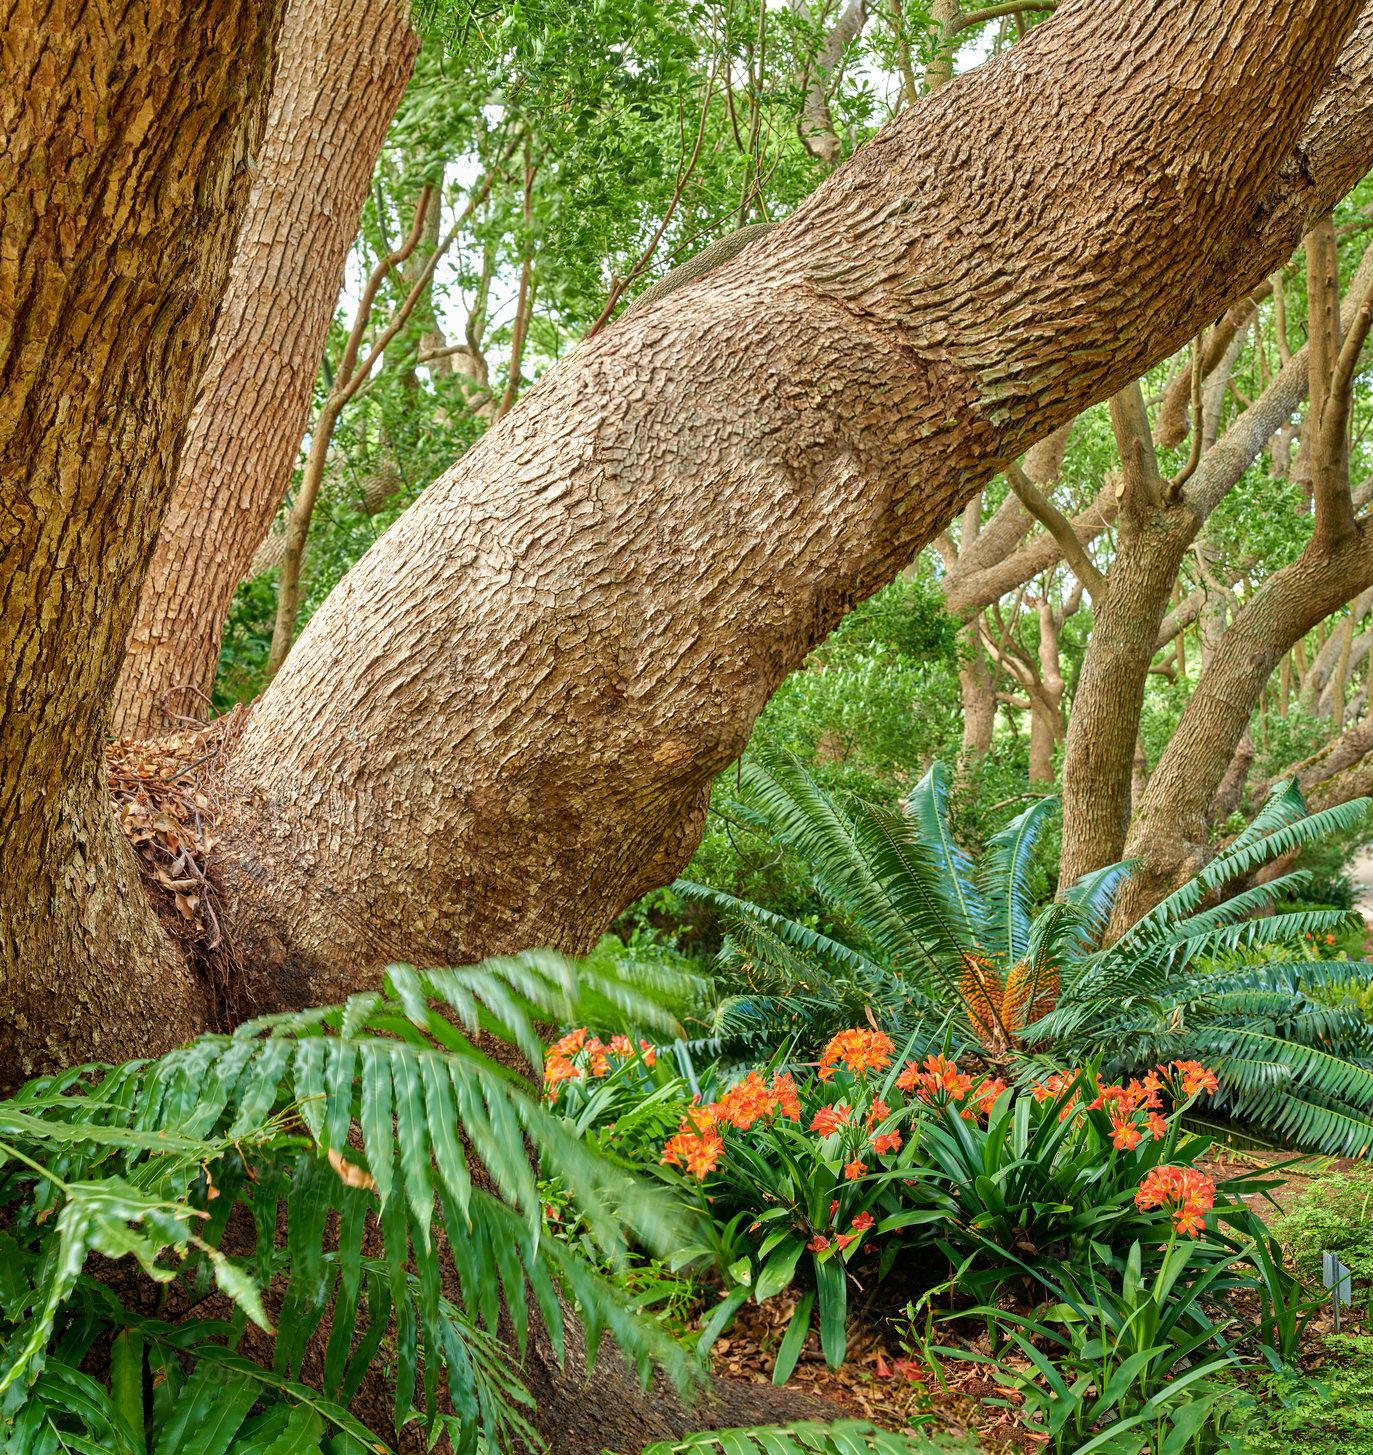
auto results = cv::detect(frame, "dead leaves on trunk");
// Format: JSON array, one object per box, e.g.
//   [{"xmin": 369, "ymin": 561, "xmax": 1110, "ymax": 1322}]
[{"xmin": 105, "ymin": 707, "xmax": 244, "ymax": 950}]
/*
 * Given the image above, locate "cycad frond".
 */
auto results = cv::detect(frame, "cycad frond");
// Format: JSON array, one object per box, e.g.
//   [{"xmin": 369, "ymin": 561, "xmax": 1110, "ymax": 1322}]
[
  {"xmin": 901, "ymin": 763, "xmax": 990, "ymax": 943},
  {"xmin": 737, "ymin": 752, "xmax": 916, "ymax": 953},
  {"xmin": 979, "ymin": 795, "xmax": 1059, "ymax": 961}
]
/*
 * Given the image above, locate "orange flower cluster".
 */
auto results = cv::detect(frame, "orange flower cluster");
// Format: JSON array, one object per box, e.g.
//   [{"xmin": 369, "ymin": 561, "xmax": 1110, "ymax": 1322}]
[
  {"xmin": 714, "ymin": 1071, "xmax": 802, "ymax": 1130},
  {"xmin": 1161, "ymin": 1060, "xmax": 1220, "ymax": 1098},
  {"xmin": 1031, "ymin": 1062, "xmax": 1218, "ymax": 1148},
  {"xmin": 1135, "ymin": 1164, "xmax": 1216, "ymax": 1236},
  {"xmin": 660, "ymin": 1118, "xmax": 725, "ymax": 1180},
  {"xmin": 544, "ymin": 1028, "xmax": 656, "ymax": 1100},
  {"xmin": 895, "ymin": 1054, "xmax": 1007, "ymax": 1120},
  {"xmin": 817, "ymin": 1028, "xmax": 894, "ymax": 1082},
  {"xmin": 660, "ymin": 1071, "xmax": 800, "ymax": 1180}
]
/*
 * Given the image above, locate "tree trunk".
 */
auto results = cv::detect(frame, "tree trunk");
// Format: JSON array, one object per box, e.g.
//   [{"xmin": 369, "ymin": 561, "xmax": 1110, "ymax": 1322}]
[
  {"xmin": 1059, "ymin": 385, "xmax": 1197, "ymax": 887},
  {"xmin": 210, "ymin": 1, "xmax": 1373, "ymax": 1008},
  {"xmin": 108, "ymin": 0, "xmax": 419, "ymax": 740},
  {"xmin": 1055, "ymin": 245, "xmax": 1359, "ymax": 889},
  {"xmin": 0, "ymin": 0, "xmax": 285, "ymax": 1079}
]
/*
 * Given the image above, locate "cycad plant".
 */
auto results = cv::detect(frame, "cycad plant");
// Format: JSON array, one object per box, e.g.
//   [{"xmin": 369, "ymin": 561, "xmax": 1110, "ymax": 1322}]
[
  {"xmin": 676, "ymin": 751, "xmax": 1373, "ymax": 1154},
  {"xmin": 0, "ymin": 953, "xmax": 697, "ymax": 1454}
]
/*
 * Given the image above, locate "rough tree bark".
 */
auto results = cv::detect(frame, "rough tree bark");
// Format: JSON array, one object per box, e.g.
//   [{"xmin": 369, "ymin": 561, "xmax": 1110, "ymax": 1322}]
[
  {"xmin": 108, "ymin": 0, "xmax": 419, "ymax": 740},
  {"xmin": 1056, "ymin": 243, "xmax": 1373, "ymax": 889},
  {"xmin": 0, "ymin": 0, "xmax": 285, "ymax": 1075},
  {"xmin": 1111, "ymin": 214, "xmax": 1373, "ymax": 933},
  {"xmin": 207, "ymin": 1, "xmax": 1373, "ymax": 1013}
]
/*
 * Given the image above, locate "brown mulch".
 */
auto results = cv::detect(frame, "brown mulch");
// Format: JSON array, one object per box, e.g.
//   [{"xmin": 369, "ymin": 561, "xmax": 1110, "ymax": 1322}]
[{"xmin": 702, "ymin": 1291, "xmax": 1035, "ymax": 1453}]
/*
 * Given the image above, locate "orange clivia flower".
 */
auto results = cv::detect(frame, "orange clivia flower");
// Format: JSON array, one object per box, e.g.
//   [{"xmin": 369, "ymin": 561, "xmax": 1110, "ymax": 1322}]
[
  {"xmin": 896, "ymin": 1053, "xmax": 973, "ymax": 1104},
  {"xmin": 1110, "ymin": 1113, "xmax": 1142, "ymax": 1151},
  {"xmin": 817, "ymin": 1029, "xmax": 894, "ymax": 1082},
  {"xmin": 1169, "ymin": 1061, "xmax": 1220, "ymax": 1098},
  {"xmin": 639, "ymin": 1040, "xmax": 657, "ymax": 1067},
  {"xmin": 810, "ymin": 1102, "xmax": 852, "ymax": 1137},
  {"xmin": 843, "ymin": 1159, "xmax": 867, "ymax": 1181},
  {"xmin": 1135, "ymin": 1164, "xmax": 1216, "ymax": 1236},
  {"xmin": 1146, "ymin": 1111, "xmax": 1168, "ymax": 1140},
  {"xmin": 771, "ymin": 1071, "xmax": 802, "ymax": 1121},
  {"xmin": 870, "ymin": 1130, "xmax": 902, "ymax": 1154},
  {"xmin": 851, "ymin": 1210, "xmax": 875, "ymax": 1232},
  {"xmin": 608, "ymin": 1034, "xmax": 633, "ymax": 1058},
  {"xmin": 834, "ymin": 1232, "xmax": 858, "ymax": 1250},
  {"xmin": 660, "ymin": 1125, "xmax": 724, "ymax": 1180},
  {"xmin": 808, "ymin": 1234, "xmax": 830, "ymax": 1252}
]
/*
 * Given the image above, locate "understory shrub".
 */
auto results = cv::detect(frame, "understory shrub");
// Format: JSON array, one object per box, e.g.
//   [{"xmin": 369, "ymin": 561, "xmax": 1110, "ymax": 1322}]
[
  {"xmin": 0, "ymin": 954, "xmax": 698, "ymax": 1454},
  {"xmin": 677, "ymin": 751, "xmax": 1373, "ymax": 1153}
]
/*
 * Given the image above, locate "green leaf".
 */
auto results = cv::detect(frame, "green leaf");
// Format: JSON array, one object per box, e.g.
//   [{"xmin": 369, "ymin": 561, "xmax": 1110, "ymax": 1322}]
[
  {"xmin": 151, "ymin": 1362, "xmax": 258, "ymax": 1455},
  {"xmin": 771, "ymin": 1292, "xmax": 815, "ymax": 1386},
  {"xmin": 754, "ymin": 1241, "xmax": 803, "ymax": 1303},
  {"xmin": 813, "ymin": 1257, "xmax": 847, "ymax": 1370}
]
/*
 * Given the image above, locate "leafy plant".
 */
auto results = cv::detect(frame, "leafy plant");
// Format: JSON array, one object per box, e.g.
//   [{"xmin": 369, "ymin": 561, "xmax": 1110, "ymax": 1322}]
[
  {"xmin": 937, "ymin": 1240, "xmax": 1260, "ymax": 1454},
  {"xmin": 677, "ymin": 753, "xmax": 1373, "ymax": 1153},
  {"xmin": 640, "ymin": 1420, "xmax": 983, "ymax": 1455},
  {"xmin": 0, "ymin": 953, "xmax": 700, "ymax": 1453}
]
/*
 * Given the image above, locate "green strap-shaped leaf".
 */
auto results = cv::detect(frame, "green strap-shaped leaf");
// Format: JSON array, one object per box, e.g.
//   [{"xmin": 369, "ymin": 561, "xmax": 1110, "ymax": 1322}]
[
  {"xmin": 771, "ymin": 1290, "xmax": 815, "ymax": 1387},
  {"xmin": 813, "ymin": 1257, "xmax": 847, "ymax": 1371}
]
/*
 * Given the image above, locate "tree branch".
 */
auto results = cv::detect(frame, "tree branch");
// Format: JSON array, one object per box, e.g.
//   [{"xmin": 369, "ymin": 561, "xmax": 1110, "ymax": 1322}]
[
  {"xmin": 950, "ymin": 1, "xmax": 1054, "ymax": 37},
  {"xmin": 1003, "ymin": 462, "xmax": 1107, "ymax": 597}
]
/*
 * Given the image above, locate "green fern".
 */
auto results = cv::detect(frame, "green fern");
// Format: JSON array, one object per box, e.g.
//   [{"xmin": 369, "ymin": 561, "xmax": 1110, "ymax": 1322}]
[
  {"xmin": 639, "ymin": 1421, "xmax": 984, "ymax": 1455},
  {"xmin": 0, "ymin": 951, "xmax": 701, "ymax": 1453}
]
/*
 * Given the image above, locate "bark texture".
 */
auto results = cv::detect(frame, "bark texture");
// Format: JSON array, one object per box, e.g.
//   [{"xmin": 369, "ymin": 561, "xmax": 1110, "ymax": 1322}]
[
  {"xmin": 211, "ymin": 2, "xmax": 1373, "ymax": 1009},
  {"xmin": 109, "ymin": 0, "xmax": 419, "ymax": 740},
  {"xmin": 0, "ymin": 0, "xmax": 284, "ymax": 1079},
  {"xmin": 1110, "ymin": 217, "xmax": 1373, "ymax": 932}
]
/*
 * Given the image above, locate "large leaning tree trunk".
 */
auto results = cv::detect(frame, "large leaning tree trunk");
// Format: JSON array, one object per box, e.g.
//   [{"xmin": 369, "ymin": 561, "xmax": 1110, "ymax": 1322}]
[
  {"xmin": 0, "ymin": 0, "xmax": 285, "ymax": 1077},
  {"xmin": 1110, "ymin": 213, "xmax": 1373, "ymax": 934},
  {"xmin": 108, "ymin": 0, "xmax": 419, "ymax": 741},
  {"xmin": 211, "ymin": 1, "xmax": 1373, "ymax": 1015}
]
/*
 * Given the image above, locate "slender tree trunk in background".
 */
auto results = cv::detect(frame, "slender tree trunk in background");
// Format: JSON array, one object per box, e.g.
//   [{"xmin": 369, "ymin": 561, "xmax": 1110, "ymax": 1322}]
[
  {"xmin": 795, "ymin": 0, "xmax": 869, "ymax": 164},
  {"xmin": 1131, "ymin": 735, "xmax": 1150, "ymax": 814},
  {"xmin": 1332, "ymin": 613, "xmax": 1356, "ymax": 726},
  {"xmin": 1059, "ymin": 384, "xmax": 1198, "ymax": 886},
  {"xmin": 0, "ymin": 0, "xmax": 284, "ymax": 1078},
  {"xmin": 958, "ymin": 620, "xmax": 997, "ymax": 758},
  {"xmin": 1112, "ymin": 214, "xmax": 1373, "ymax": 934},
  {"xmin": 495, "ymin": 149, "xmax": 538, "ymax": 421},
  {"xmin": 209, "ymin": 2, "xmax": 1373, "ymax": 1010},
  {"xmin": 108, "ymin": 0, "xmax": 419, "ymax": 740},
  {"xmin": 953, "ymin": 496, "xmax": 997, "ymax": 758},
  {"xmin": 1054, "ymin": 246, "xmax": 1353, "ymax": 890}
]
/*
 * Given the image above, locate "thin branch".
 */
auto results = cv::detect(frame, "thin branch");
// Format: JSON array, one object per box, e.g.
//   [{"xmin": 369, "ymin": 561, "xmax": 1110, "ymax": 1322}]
[
  {"xmin": 949, "ymin": 0, "xmax": 1054, "ymax": 36},
  {"xmin": 1168, "ymin": 334, "xmax": 1204, "ymax": 492},
  {"xmin": 337, "ymin": 145, "xmax": 515, "ymax": 411},
  {"xmin": 585, "ymin": 58, "xmax": 720, "ymax": 337},
  {"xmin": 1004, "ymin": 461, "xmax": 1107, "ymax": 596}
]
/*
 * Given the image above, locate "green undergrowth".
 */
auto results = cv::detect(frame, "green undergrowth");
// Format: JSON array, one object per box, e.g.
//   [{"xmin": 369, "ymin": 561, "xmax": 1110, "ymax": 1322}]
[{"xmin": 1246, "ymin": 1335, "xmax": 1373, "ymax": 1454}]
